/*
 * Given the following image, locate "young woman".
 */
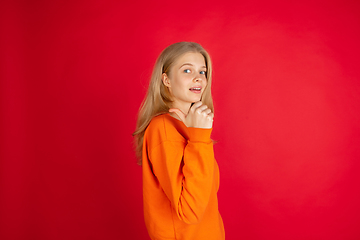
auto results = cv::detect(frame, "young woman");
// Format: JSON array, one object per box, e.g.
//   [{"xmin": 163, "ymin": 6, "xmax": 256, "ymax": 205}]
[{"xmin": 134, "ymin": 42, "xmax": 225, "ymax": 240}]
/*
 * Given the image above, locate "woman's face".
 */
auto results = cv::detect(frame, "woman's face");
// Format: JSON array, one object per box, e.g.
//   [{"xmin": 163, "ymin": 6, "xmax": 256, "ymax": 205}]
[{"xmin": 162, "ymin": 52, "xmax": 207, "ymax": 113}]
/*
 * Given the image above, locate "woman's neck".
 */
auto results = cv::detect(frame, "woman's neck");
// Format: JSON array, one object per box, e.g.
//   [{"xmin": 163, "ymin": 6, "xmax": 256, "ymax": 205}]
[{"xmin": 170, "ymin": 102, "xmax": 191, "ymax": 116}]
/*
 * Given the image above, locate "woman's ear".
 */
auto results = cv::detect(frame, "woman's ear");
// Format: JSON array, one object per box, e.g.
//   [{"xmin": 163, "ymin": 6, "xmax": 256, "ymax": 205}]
[{"xmin": 162, "ymin": 73, "xmax": 171, "ymax": 88}]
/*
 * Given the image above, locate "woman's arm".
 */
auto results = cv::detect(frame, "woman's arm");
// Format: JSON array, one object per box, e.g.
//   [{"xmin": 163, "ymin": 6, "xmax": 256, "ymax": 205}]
[{"xmin": 150, "ymin": 127, "xmax": 215, "ymax": 224}]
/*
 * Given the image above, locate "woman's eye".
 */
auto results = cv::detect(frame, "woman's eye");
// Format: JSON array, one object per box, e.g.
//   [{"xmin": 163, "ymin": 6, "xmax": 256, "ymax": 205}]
[
  {"xmin": 200, "ymin": 71, "xmax": 206, "ymax": 75},
  {"xmin": 184, "ymin": 69, "xmax": 191, "ymax": 73}
]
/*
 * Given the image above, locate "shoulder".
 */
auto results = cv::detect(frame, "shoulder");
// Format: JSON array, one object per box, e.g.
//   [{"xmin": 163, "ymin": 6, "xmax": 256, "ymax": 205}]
[
  {"xmin": 147, "ymin": 114, "xmax": 167, "ymax": 130},
  {"xmin": 146, "ymin": 114, "xmax": 167, "ymax": 137},
  {"xmin": 145, "ymin": 114, "xmax": 187, "ymax": 146}
]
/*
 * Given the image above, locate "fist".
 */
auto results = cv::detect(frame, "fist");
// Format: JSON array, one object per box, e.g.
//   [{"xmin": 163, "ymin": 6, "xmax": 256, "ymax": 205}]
[{"xmin": 169, "ymin": 101, "xmax": 214, "ymax": 129}]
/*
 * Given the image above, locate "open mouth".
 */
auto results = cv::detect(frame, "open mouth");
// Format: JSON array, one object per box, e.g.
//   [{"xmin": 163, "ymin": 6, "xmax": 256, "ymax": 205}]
[{"xmin": 189, "ymin": 87, "xmax": 202, "ymax": 93}]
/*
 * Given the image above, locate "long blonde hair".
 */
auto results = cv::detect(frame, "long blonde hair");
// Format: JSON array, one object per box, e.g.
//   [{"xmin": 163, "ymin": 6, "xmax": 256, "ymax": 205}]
[{"xmin": 133, "ymin": 42, "xmax": 214, "ymax": 165}]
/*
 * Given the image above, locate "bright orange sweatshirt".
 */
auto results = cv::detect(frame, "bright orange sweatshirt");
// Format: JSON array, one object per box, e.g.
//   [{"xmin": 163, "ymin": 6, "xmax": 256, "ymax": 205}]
[{"xmin": 142, "ymin": 113, "xmax": 225, "ymax": 240}]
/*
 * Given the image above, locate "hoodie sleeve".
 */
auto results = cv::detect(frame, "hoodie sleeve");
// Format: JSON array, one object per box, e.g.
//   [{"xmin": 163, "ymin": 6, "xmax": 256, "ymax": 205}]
[{"xmin": 149, "ymin": 127, "xmax": 215, "ymax": 224}]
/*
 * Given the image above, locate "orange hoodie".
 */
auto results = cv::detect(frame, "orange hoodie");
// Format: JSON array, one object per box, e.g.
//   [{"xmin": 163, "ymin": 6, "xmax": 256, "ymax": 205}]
[{"xmin": 142, "ymin": 113, "xmax": 225, "ymax": 240}]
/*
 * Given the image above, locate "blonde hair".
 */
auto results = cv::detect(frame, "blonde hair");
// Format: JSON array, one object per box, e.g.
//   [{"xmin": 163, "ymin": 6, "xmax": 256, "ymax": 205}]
[{"xmin": 133, "ymin": 42, "xmax": 214, "ymax": 165}]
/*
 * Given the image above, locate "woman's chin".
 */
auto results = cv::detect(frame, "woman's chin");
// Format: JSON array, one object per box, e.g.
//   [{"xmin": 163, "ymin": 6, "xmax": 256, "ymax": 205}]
[{"xmin": 192, "ymin": 96, "xmax": 202, "ymax": 102}]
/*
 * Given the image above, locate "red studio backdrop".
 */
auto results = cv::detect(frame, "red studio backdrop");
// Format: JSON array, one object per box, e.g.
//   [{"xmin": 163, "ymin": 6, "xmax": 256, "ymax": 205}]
[{"xmin": 1, "ymin": 0, "xmax": 360, "ymax": 239}]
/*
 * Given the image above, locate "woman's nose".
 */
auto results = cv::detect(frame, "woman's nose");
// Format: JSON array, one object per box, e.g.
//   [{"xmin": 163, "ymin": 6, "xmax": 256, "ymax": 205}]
[{"xmin": 193, "ymin": 74, "xmax": 203, "ymax": 82}]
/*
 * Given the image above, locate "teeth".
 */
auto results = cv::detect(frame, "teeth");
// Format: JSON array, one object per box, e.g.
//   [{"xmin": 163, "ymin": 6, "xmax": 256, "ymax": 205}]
[{"xmin": 191, "ymin": 88, "xmax": 201, "ymax": 90}]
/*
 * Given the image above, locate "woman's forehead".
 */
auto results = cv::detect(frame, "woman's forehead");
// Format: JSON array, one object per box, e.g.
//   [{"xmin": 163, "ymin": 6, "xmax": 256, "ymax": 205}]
[{"xmin": 173, "ymin": 52, "xmax": 206, "ymax": 67}]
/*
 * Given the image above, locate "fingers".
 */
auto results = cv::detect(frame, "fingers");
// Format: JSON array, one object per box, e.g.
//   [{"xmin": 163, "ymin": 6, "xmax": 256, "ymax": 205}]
[
  {"xmin": 191, "ymin": 101, "xmax": 214, "ymax": 121},
  {"xmin": 207, "ymin": 112, "xmax": 214, "ymax": 121},
  {"xmin": 192, "ymin": 102, "xmax": 211, "ymax": 115},
  {"xmin": 189, "ymin": 101, "xmax": 203, "ymax": 112},
  {"xmin": 190, "ymin": 101, "xmax": 207, "ymax": 113},
  {"xmin": 202, "ymin": 108, "xmax": 212, "ymax": 115},
  {"xmin": 170, "ymin": 102, "xmax": 214, "ymax": 129},
  {"xmin": 196, "ymin": 104, "xmax": 208, "ymax": 114}
]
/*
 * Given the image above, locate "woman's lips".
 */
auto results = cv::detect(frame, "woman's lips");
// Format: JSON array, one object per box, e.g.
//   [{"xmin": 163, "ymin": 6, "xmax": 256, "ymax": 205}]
[{"xmin": 189, "ymin": 86, "xmax": 202, "ymax": 93}]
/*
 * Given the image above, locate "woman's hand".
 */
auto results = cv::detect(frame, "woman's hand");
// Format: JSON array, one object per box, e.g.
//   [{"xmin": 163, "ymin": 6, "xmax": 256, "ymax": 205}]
[{"xmin": 169, "ymin": 101, "xmax": 214, "ymax": 129}]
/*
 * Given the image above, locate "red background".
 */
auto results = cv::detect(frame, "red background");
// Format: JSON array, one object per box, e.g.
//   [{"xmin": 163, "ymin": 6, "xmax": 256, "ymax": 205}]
[{"xmin": 1, "ymin": 0, "xmax": 360, "ymax": 239}]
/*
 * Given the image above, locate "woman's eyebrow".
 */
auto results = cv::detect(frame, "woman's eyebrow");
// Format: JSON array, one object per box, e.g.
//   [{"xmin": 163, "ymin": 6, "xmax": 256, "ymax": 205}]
[{"xmin": 179, "ymin": 63, "xmax": 207, "ymax": 69}]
